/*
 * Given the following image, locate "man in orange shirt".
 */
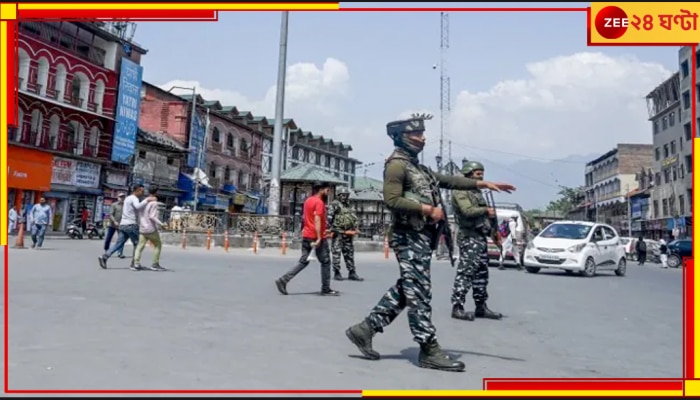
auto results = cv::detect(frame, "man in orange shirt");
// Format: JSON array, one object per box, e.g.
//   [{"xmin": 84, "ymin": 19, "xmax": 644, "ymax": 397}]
[{"xmin": 276, "ymin": 181, "xmax": 339, "ymax": 296}]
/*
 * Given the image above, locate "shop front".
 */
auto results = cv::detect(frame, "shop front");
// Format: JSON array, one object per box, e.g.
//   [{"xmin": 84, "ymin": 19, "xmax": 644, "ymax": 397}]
[
  {"xmin": 7, "ymin": 145, "xmax": 53, "ymax": 220},
  {"xmin": 103, "ymin": 170, "xmax": 130, "ymax": 200},
  {"xmin": 44, "ymin": 156, "xmax": 104, "ymax": 232}
]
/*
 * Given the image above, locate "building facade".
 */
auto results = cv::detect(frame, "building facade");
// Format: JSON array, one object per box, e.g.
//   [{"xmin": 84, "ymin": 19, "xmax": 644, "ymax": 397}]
[
  {"xmin": 12, "ymin": 21, "xmax": 146, "ymax": 231},
  {"xmin": 284, "ymin": 129, "xmax": 359, "ymax": 188},
  {"xmin": 584, "ymin": 144, "xmax": 654, "ymax": 234},
  {"xmin": 646, "ymin": 66, "xmax": 693, "ymax": 239}
]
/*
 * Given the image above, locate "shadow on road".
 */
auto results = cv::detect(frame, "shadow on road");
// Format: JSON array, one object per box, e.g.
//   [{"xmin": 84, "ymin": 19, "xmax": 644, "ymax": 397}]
[{"xmin": 348, "ymin": 347, "xmax": 525, "ymax": 366}]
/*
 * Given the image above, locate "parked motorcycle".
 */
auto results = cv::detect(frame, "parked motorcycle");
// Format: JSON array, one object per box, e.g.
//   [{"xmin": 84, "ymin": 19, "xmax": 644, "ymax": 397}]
[
  {"xmin": 86, "ymin": 222, "xmax": 104, "ymax": 240},
  {"xmin": 66, "ymin": 219, "xmax": 83, "ymax": 240}
]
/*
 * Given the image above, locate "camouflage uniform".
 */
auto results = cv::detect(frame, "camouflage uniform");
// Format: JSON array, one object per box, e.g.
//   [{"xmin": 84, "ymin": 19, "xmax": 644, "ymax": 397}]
[
  {"xmin": 345, "ymin": 115, "xmax": 483, "ymax": 373},
  {"xmin": 450, "ymin": 161, "xmax": 502, "ymax": 321},
  {"xmin": 328, "ymin": 187, "xmax": 363, "ymax": 281}
]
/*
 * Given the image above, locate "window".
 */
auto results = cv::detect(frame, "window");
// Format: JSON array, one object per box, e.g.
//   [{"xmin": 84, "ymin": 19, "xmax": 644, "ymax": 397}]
[
  {"xmin": 653, "ymin": 200, "xmax": 659, "ymax": 218},
  {"xmin": 681, "ymin": 60, "xmax": 690, "ymax": 78},
  {"xmin": 655, "ymin": 147, "xmax": 660, "ymax": 161},
  {"xmin": 226, "ymin": 133, "xmax": 234, "ymax": 148},
  {"xmin": 654, "ymin": 121, "xmax": 659, "ymax": 134},
  {"xmin": 212, "ymin": 128, "xmax": 220, "ymax": 143},
  {"xmin": 664, "ymin": 169, "xmax": 670, "ymax": 184},
  {"xmin": 669, "ymin": 197, "xmax": 676, "ymax": 215},
  {"xmin": 687, "ymin": 123, "xmax": 694, "ymax": 141},
  {"xmin": 682, "ymin": 90, "xmax": 691, "ymax": 110},
  {"xmin": 664, "ymin": 144, "xmax": 669, "ymax": 158},
  {"xmin": 671, "ymin": 140, "xmax": 676, "ymax": 154},
  {"xmin": 680, "ymin": 137, "xmax": 683, "ymax": 151},
  {"xmin": 679, "ymin": 195, "xmax": 685, "ymax": 215},
  {"xmin": 655, "ymin": 172, "xmax": 661, "ymax": 186},
  {"xmin": 669, "ymin": 112, "xmax": 675, "ymax": 126},
  {"xmin": 686, "ymin": 155, "xmax": 693, "ymax": 174},
  {"xmin": 662, "ymin": 116, "xmax": 668, "ymax": 129},
  {"xmin": 672, "ymin": 166, "xmax": 677, "ymax": 181},
  {"xmin": 292, "ymin": 147, "xmax": 299, "ymax": 160},
  {"xmin": 224, "ymin": 166, "xmax": 231, "ymax": 181},
  {"xmin": 602, "ymin": 226, "xmax": 617, "ymax": 240},
  {"xmin": 662, "ymin": 199, "xmax": 668, "ymax": 216}
]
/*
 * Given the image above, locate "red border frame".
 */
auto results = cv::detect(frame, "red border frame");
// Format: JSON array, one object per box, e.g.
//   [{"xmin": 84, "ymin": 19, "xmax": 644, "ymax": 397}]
[{"xmin": 2, "ymin": 3, "xmax": 695, "ymax": 395}]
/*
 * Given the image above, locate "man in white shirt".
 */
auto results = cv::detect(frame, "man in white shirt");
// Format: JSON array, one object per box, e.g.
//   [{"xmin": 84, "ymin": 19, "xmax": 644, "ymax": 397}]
[
  {"xmin": 98, "ymin": 184, "xmax": 155, "ymax": 270},
  {"xmin": 8, "ymin": 205, "xmax": 18, "ymax": 237}
]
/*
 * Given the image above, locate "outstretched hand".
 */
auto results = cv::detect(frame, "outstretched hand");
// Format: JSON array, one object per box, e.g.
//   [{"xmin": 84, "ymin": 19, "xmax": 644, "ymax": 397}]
[{"xmin": 478, "ymin": 181, "xmax": 516, "ymax": 193}]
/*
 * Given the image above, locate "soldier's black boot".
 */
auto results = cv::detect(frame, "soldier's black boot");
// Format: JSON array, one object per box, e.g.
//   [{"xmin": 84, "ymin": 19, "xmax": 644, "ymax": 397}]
[
  {"xmin": 334, "ymin": 270, "xmax": 344, "ymax": 281},
  {"xmin": 474, "ymin": 302, "xmax": 503, "ymax": 320},
  {"xmin": 345, "ymin": 319, "xmax": 380, "ymax": 360},
  {"xmin": 451, "ymin": 305, "xmax": 475, "ymax": 321},
  {"xmin": 347, "ymin": 271, "xmax": 364, "ymax": 281},
  {"xmin": 418, "ymin": 339, "xmax": 465, "ymax": 372}
]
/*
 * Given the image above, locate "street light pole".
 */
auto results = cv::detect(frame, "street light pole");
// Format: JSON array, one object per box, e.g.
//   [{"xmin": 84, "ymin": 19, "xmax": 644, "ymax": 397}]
[
  {"xmin": 626, "ymin": 184, "xmax": 632, "ymax": 236},
  {"xmin": 167, "ymin": 86, "xmax": 201, "ymax": 209},
  {"xmin": 193, "ymin": 107, "xmax": 210, "ymax": 211},
  {"xmin": 268, "ymin": 11, "xmax": 289, "ymax": 216}
]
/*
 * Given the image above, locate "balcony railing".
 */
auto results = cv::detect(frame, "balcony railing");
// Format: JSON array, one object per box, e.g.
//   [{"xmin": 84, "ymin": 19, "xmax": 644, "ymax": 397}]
[{"xmin": 19, "ymin": 21, "xmax": 106, "ymax": 67}]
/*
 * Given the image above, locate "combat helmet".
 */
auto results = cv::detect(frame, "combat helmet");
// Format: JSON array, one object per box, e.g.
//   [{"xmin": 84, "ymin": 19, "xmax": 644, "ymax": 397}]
[
  {"xmin": 336, "ymin": 186, "xmax": 350, "ymax": 196},
  {"xmin": 461, "ymin": 160, "xmax": 485, "ymax": 176},
  {"xmin": 386, "ymin": 113, "xmax": 433, "ymax": 141}
]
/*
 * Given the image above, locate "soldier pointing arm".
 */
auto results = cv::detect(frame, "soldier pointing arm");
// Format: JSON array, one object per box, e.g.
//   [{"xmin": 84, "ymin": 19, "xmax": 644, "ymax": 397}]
[{"xmin": 345, "ymin": 114, "xmax": 516, "ymax": 373}]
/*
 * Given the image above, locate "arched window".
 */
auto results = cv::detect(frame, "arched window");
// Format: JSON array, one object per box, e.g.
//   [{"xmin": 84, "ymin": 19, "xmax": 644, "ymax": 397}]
[
  {"xmin": 54, "ymin": 64, "xmax": 67, "ymax": 101},
  {"xmin": 36, "ymin": 57, "xmax": 49, "ymax": 96},
  {"xmin": 226, "ymin": 132, "xmax": 234, "ymax": 148},
  {"xmin": 89, "ymin": 126, "xmax": 101, "ymax": 157},
  {"xmin": 94, "ymin": 80, "xmax": 106, "ymax": 114},
  {"xmin": 49, "ymin": 114, "xmax": 60, "ymax": 149},
  {"xmin": 18, "ymin": 49, "xmax": 30, "ymax": 91},
  {"xmin": 70, "ymin": 72, "xmax": 90, "ymax": 109},
  {"xmin": 212, "ymin": 127, "xmax": 220, "ymax": 143},
  {"xmin": 30, "ymin": 109, "xmax": 43, "ymax": 145},
  {"xmin": 209, "ymin": 162, "xmax": 217, "ymax": 178},
  {"xmin": 224, "ymin": 166, "xmax": 231, "ymax": 182}
]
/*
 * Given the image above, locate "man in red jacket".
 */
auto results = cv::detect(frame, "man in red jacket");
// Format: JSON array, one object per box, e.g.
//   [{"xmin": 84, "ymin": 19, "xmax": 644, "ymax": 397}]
[{"xmin": 276, "ymin": 181, "xmax": 339, "ymax": 296}]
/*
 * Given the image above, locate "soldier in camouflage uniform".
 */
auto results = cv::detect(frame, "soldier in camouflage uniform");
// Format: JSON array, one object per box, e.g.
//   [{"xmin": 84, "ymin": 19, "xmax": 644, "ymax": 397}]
[
  {"xmin": 450, "ymin": 161, "xmax": 503, "ymax": 321},
  {"xmin": 328, "ymin": 186, "xmax": 364, "ymax": 281},
  {"xmin": 344, "ymin": 114, "xmax": 516, "ymax": 372}
]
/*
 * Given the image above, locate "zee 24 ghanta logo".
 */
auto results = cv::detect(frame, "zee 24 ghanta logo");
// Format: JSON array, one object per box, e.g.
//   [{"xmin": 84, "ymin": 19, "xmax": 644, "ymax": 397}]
[{"xmin": 594, "ymin": 5, "xmax": 698, "ymax": 40}]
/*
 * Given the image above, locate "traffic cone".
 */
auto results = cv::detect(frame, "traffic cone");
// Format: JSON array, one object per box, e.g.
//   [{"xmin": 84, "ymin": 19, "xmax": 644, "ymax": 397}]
[
  {"xmin": 181, "ymin": 229, "xmax": 187, "ymax": 249},
  {"xmin": 13, "ymin": 222, "xmax": 26, "ymax": 249},
  {"xmin": 253, "ymin": 231, "xmax": 258, "ymax": 254},
  {"xmin": 282, "ymin": 231, "xmax": 287, "ymax": 255},
  {"xmin": 206, "ymin": 229, "xmax": 212, "ymax": 251},
  {"xmin": 383, "ymin": 235, "xmax": 389, "ymax": 259},
  {"xmin": 224, "ymin": 230, "xmax": 230, "ymax": 253}
]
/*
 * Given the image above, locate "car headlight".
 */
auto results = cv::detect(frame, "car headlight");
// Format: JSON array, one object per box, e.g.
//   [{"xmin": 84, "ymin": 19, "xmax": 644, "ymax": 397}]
[{"xmin": 567, "ymin": 243, "xmax": 586, "ymax": 253}]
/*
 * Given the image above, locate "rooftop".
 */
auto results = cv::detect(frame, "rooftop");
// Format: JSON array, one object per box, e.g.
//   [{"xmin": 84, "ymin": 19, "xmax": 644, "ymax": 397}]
[{"xmin": 280, "ymin": 164, "xmax": 347, "ymax": 185}]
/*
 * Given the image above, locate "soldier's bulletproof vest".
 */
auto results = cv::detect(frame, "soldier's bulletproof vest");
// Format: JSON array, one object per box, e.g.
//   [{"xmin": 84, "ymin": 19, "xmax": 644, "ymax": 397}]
[
  {"xmin": 385, "ymin": 150, "xmax": 438, "ymax": 231},
  {"xmin": 333, "ymin": 201, "xmax": 357, "ymax": 230},
  {"xmin": 454, "ymin": 189, "xmax": 492, "ymax": 236}
]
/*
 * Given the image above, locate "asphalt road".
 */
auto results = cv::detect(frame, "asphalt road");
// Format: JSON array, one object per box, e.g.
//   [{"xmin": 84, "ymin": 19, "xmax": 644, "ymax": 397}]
[{"xmin": 5, "ymin": 239, "xmax": 683, "ymax": 392}]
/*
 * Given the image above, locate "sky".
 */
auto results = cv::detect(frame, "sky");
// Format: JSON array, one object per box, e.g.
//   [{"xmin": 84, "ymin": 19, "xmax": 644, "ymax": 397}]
[{"xmin": 133, "ymin": 2, "xmax": 680, "ymax": 208}]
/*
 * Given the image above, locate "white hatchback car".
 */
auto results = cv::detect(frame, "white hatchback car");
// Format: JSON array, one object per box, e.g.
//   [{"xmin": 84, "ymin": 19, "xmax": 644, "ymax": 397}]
[{"xmin": 523, "ymin": 221, "xmax": 627, "ymax": 277}]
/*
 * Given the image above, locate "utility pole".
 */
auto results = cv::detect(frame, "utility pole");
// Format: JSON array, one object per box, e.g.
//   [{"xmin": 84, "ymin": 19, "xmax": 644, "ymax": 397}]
[
  {"xmin": 268, "ymin": 11, "xmax": 290, "ymax": 216},
  {"xmin": 192, "ymin": 107, "xmax": 209, "ymax": 211},
  {"xmin": 437, "ymin": 11, "xmax": 450, "ymax": 175},
  {"xmin": 626, "ymin": 184, "xmax": 632, "ymax": 236}
]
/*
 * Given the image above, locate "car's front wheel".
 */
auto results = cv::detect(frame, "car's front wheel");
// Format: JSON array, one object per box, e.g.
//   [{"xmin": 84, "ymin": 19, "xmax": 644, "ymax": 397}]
[
  {"xmin": 525, "ymin": 266, "xmax": 540, "ymax": 274},
  {"xmin": 614, "ymin": 258, "xmax": 626, "ymax": 276},
  {"xmin": 667, "ymin": 254, "xmax": 682, "ymax": 268},
  {"xmin": 581, "ymin": 257, "xmax": 597, "ymax": 277}
]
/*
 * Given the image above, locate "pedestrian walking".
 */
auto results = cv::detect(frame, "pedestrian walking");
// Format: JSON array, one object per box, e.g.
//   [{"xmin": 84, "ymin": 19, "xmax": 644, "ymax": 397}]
[
  {"xmin": 275, "ymin": 181, "xmax": 339, "ymax": 296},
  {"xmin": 659, "ymin": 238, "xmax": 668, "ymax": 268},
  {"xmin": 133, "ymin": 186, "xmax": 166, "ymax": 271},
  {"xmin": 104, "ymin": 193, "xmax": 126, "ymax": 259},
  {"xmin": 635, "ymin": 236, "xmax": 647, "ymax": 265},
  {"xmin": 8, "ymin": 205, "xmax": 17, "ymax": 237},
  {"xmin": 29, "ymin": 197, "xmax": 52, "ymax": 249},
  {"xmin": 98, "ymin": 184, "xmax": 156, "ymax": 270},
  {"xmin": 344, "ymin": 113, "xmax": 516, "ymax": 372},
  {"xmin": 450, "ymin": 161, "xmax": 503, "ymax": 322}
]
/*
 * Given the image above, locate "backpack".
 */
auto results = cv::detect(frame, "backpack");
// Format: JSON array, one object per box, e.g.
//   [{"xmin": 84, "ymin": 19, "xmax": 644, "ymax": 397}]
[
  {"xmin": 499, "ymin": 221, "xmax": 510, "ymax": 237},
  {"xmin": 637, "ymin": 240, "xmax": 646, "ymax": 252}
]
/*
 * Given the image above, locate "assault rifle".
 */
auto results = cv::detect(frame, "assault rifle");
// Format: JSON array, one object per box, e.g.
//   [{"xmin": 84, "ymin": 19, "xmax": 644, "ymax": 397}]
[
  {"xmin": 485, "ymin": 190, "xmax": 503, "ymax": 254},
  {"xmin": 434, "ymin": 190, "xmax": 456, "ymax": 267}
]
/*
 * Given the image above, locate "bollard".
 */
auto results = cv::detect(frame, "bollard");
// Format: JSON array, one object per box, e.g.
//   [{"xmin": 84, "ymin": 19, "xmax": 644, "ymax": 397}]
[
  {"xmin": 281, "ymin": 231, "xmax": 287, "ymax": 255},
  {"xmin": 206, "ymin": 229, "xmax": 212, "ymax": 251},
  {"xmin": 383, "ymin": 235, "xmax": 389, "ymax": 259},
  {"xmin": 224, "ymin": 230, "xmax": 230, "ymax": 253},
  {"xmin": 253, "ymin": 231, "xmax": 258, "ymax": 254},
  {"xmin": 14, "ymin": 222, "xmax": 26, "ymax": 249},
  {"xmin": 181, "ymin": 229, "xmax": 187, "ymax": 249}
]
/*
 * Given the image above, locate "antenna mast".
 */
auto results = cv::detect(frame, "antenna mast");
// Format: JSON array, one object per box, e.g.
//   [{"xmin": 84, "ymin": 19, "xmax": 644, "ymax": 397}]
[{"xmin": 437, "ymin": 11, "xmax": 450, "ymax": 174}]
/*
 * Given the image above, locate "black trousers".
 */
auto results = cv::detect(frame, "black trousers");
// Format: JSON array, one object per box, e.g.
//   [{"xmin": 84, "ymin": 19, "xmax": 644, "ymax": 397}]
[{"xmin": 280, "ymin": 238, "xmax": 332, "ymax": 292}]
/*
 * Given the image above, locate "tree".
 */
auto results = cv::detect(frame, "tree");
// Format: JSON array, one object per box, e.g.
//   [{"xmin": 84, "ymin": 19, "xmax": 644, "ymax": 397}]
[{"xmin": 545, "ymin": 187, "xmax": 581, "ymax": 216}]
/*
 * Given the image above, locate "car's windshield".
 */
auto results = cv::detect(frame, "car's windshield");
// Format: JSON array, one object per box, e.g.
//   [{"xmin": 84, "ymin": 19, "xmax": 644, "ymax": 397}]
[
  {"xmin": 620, "ymin": 238, "xmax": 630, "ymax": 244},
  {"xmin": 539, "ymin": 223, "xmax": 592, "ymax": 240}
]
